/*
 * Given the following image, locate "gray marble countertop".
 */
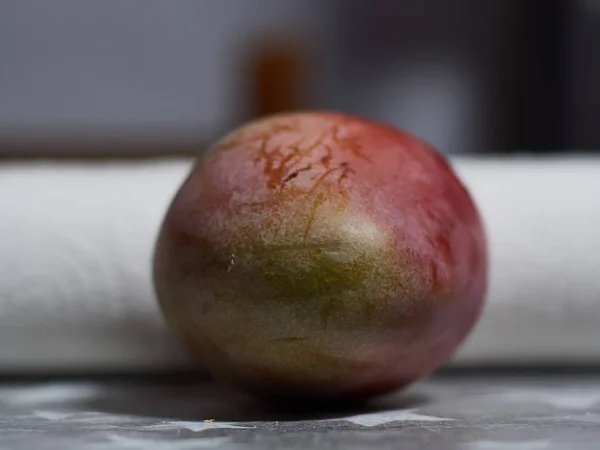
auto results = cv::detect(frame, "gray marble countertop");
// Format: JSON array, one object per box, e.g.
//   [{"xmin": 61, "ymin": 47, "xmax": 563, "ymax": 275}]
[{"xmin": 1, "ymin": 373, "xmax": 600, "ymax": 449}]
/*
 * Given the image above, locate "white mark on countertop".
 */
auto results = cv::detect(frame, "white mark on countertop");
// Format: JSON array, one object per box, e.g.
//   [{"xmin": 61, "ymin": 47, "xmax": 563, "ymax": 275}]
[
  {"xmin": 491, "ymin": 389, "xmax": 600, "ymax": 409},
  {"xmin": 83, "ymin": 434, "xmax": 233, "ymax": 449},
  {"xmin": 332, "ymin": 408, "xmax": 454, "ymax": 427},
  {"xmin": 142, "ymin": 420, "xmax": 253, "ymax": 432},
  {"xmin": 464, "ymin": 440, "xmax": 551, "ymax": 450},
  {"xmin": 33, "ymin": 410, "xmax": 73, "ymax": 420}
]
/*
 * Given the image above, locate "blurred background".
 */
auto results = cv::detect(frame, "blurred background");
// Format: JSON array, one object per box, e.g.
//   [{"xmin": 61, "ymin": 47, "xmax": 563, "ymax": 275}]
[
  {"xmin": 1, "ymin": 0, "xmax": 599, "ymax": 157},
  {"xmin": 1, "ymin": 0, "xmax": 600, "ymax": 375}
]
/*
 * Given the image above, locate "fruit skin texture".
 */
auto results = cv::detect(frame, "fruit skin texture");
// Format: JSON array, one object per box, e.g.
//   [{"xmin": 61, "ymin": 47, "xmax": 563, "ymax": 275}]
[{"xmin": 154, "ymin": 112, "xmax": 487, "ymax": 398}]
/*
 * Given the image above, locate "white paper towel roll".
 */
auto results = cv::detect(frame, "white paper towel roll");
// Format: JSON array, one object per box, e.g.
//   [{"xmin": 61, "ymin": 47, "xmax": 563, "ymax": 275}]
[
  {"xmin": 0, "ymin": 160, "xmax": 193, "ymax": 372},
  {"xmin": 0, "ymin": 157, "xmax": 598, "ymax": 373}
]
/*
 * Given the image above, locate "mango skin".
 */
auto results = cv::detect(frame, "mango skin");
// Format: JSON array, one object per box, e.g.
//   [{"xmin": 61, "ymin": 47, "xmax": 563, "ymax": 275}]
[{"xmin": 154, "ymin": 112, "xmax": 487, "ymax": 398}]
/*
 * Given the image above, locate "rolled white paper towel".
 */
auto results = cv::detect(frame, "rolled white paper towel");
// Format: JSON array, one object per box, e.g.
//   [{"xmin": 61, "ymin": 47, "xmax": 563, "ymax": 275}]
[
  {"xmin": 0, "ymin": 157, "xmax": 598, "ymax": 373},
  {"xmin": 0, "ymin": 160, "xmax": 193, "ymax": 372},
  {"xmin": 453, "ymin": 157, "xmax": 600, "ymax": 366}
]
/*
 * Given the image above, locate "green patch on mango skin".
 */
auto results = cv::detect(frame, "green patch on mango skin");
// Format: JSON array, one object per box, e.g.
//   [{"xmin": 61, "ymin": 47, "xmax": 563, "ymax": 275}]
[
  {"xmin": 249, "ymin": 239, "xmax": 383, "ymax": 302},
  {"xmin": 214, "ymin": 190, "xmax": 404, "ymax": 322},
  {"xmin": 195, "ymin": 191, "xmax": 427, "ymax": 355}
]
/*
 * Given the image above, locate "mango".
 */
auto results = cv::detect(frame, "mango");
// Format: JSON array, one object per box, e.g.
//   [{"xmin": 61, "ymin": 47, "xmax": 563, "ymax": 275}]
[{"xmin": 154, "ymin": 112, "xmax": 487, "ymax": 398}]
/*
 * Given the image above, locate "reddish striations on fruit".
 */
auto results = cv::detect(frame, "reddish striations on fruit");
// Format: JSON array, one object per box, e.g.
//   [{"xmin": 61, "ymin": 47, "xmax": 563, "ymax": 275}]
[{"xmin": 153, "ymin": 112, "xmax": 487, "ymax": 398}]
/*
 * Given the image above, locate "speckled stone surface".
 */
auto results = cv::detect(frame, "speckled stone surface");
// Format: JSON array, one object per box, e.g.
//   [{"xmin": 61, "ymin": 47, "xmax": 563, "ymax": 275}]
[{"xmin": 1, "ymin": 373, "xmax": 600, "ymax": 449}]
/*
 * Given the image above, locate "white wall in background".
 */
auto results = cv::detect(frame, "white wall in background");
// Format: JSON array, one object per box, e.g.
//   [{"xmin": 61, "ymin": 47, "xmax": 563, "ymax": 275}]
[{"xmin": 0, "ymin": 0, "xmax": 324, "ymax": 138}]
